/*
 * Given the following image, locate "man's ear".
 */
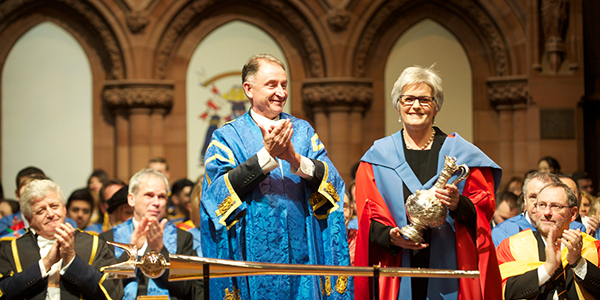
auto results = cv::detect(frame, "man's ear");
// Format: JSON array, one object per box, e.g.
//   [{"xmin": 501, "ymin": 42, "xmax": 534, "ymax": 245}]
[
  {"xmin": 570, "ymin": 206, "xmax": 579, "ymax": 222},
  {"xmin": 243, "ymin": 82, "xmax": 253, "ymax": 100},
  {"xmin": 127, "ymin": 193, "xmax": 135, "ymax": 208}
]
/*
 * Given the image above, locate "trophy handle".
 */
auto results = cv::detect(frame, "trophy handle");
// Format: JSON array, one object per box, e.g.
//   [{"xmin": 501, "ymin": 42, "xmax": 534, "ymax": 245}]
[{"xmin": 450, "ymin": 164, "xmax": 469, "ymax": 185}]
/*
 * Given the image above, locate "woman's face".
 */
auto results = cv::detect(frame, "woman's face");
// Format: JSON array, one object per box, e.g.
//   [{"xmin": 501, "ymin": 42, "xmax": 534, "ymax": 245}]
[
  {"xmin": 508, "ymin": 181, "xmax": 523, "ymax": 196},
  {"xmin": 398, "ymin": 83, "xmax": 438, "ymax": 130},
  {"xmin": 88, "ymin": 176, "xmax": 103, "ymax": 193},
  {"xmin": 343, "ymin": 193, "xmax": 353, "ymax": 222},
  {"xmin": 538, "ymin": 160, "xmax": 554, "ymax": 173},
  {"xmin": 580, "ymin": 196, "xmax": 591, "ymax": 217}
]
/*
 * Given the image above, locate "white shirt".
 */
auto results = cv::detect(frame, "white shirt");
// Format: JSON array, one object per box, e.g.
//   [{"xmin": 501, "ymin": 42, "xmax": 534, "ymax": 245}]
[
  {"xmin": 30, "ymin": 228, "xmax": 74, "ymax": 300},
  {"xmin": 250, "ymin": 109, "xmax": 315, "ymax": 179}
]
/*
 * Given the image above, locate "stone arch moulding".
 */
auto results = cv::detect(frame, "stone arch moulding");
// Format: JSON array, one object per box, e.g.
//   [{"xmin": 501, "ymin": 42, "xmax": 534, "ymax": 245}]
[
  {"xmin": 0, "ymin": 0, "xmax": 126, "ymax": 80},
  {"xmin": 153, "ymin": 0, "xmax": 326, "ymax": 80},
  {"xmin": 353, "ymin": 0, "xmax": 511, "ymax": 79}
]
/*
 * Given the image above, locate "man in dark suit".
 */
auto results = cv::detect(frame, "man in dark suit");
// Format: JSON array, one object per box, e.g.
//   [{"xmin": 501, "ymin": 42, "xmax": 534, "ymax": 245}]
[
  {"xmin": 0, "ymin": 179, "xmax": 123, "ymax": 300},
  {"xmin": 100, "ymin": 168, "xmax": 201, "ymax": 300},
  {"xmin": 497, "ymin": 182, "xmax": 600, "ymax": 299}
]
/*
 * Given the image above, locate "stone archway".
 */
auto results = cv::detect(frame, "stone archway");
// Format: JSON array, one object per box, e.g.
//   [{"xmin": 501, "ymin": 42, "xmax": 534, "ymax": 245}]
[{"xmin": 0, "ymin": 0, "xmax": 127, "ymax": 176}]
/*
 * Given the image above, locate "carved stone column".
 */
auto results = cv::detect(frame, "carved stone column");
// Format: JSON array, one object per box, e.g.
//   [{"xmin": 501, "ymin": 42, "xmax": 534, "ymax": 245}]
[
  {"xmin": 487, "ymin": 76, "xmax": 529, "ymax": 183},
  {"xmin": 302, "ymin": 78, "xmax": 372, "ymax": 182},
  {"xmin": 102, "ymin": 80, "xmax": 174, "ymax": 179}
]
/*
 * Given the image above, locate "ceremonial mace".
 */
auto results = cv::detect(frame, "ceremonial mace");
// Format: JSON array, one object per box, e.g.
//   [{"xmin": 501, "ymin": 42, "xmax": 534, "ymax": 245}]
[{"xmin": 101, "ymin": 241, "xmax": 479, "ymax": 300}]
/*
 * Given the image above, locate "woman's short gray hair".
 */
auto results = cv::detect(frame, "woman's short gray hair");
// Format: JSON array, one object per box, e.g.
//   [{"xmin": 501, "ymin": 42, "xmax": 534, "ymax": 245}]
[
  {"xmin": 391, "ymin": 65, "xmax": 444, "ymax": 112},
  {"xmin": 129, "ymin": 168, "xmax": 170, "ymax": 196},
  {"xmin": 19, "ymin": 179, "xmax": 66, "ymax": 218}
]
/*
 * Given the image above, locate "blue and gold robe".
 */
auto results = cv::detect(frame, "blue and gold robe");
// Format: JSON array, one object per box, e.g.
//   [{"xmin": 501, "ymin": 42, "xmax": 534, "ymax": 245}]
[{"xmin": 201, "ymin": 111, "xmax": 352, "ymax": 300}]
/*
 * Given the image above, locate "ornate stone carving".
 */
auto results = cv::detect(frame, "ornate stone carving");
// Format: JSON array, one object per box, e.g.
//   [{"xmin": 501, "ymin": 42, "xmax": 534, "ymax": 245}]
[
  {"xmin": 541, "ymin": 0, "xmax": 569, "ymax": 73},
  {"xmin": 0, "ymin": 0, "xmax": 125, "ymax": 79},
  {"xmin": 327, "ymin": 8, "xmax": 350, "ymax": 32},
  {"xmin": 486, "ymin": 76, "xmax": 529, "ymax": 109},
  {"xmin": 354, "ymin": 0, "xmax": 509, "ymax": 77},
  {"xmin": 126, "ymin": 10, "xmax": 150, "ymax": 33},
  {"xmin": 302, "ymin": 78, "xmax": 373, "ymax": 109},
  {"xmin": 155, "ymin": 0, "xmax": 324, "ymax": 79},
  {"xmin": 103, "ymin": 80, "xmax": 174, "ymax": 112}
]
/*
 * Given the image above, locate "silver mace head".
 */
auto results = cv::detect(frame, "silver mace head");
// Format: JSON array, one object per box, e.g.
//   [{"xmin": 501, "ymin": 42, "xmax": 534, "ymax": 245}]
[{"xmin": 100, "ymin": 241, "xmax": 169, "ymax": 279}]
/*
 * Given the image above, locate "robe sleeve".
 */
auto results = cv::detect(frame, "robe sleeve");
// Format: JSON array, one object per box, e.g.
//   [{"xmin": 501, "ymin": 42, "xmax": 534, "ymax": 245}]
[
  {"xmin": 354, "ymin": 162, "xmax": 402, "ymax": 300},
  {"xmin": 202, "ymin": 126, "xmax": 252, "ymax": 233},
  {"xmin": 456, "ymin": 166, "xmax": 503, "ymax": 300},
  {"xmin": 299, "ymin": 124, "xmax": 345, "ymax": 220}
]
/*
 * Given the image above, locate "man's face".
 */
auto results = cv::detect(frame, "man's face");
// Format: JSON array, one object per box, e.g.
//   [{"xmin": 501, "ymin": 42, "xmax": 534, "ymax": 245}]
[
  {"xmin": 0, "ymin": 202, "xmax": 13, "ymax": 218},
  {"xmin": 67, "ymin": 200, "xmax": 92, "ymax": 230},
  {"xmin": 536, "ymin": 186, "xmax": 577, "ymax": 238},
  {"xmin": 175, "ymin": 186, "xmax": 192, "ymax": 212},
  {"xmin": 26, "ymin": 191, "xmax": 66, "ymax": 239},
  {"xmin": 148, "ymin": 162, "xmax": 170, "ymax": 180},
  {"xmin": 524, "ymin": 178, "xmax": 550, "ymax": 225},
  {"xmin": 560, "ymin": 177, "xmax": 580, "ymax": 207},
  {"xmin": 493, "ymin": 201, "xmax": 518, "ymax": 226},
  {"xmin": 243, "ymin": 60, "xmax": 288, "ymax": 120},
  {"xmin": 578, "ymin": 178, "xmax": 593, "ymax": 194},
  {"xmin": 128, "ymin": 175, "xmax": 168, "ymax": 221}
]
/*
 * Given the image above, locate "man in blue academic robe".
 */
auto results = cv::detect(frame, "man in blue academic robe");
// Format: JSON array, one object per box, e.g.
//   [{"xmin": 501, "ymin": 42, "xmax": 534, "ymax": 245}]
[
  {"xmin": 201, "ymin": 54, "xmax": 352, "ymax": 300},
  {"xmin": 100, "ymin": 169, "xmax": 202, "ymax": 300}
]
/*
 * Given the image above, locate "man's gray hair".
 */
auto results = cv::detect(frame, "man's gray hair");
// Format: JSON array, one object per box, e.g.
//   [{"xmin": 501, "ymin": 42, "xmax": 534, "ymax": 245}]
[
  {"xmin": 242, "ymin": 54, "xmax": 285, "ymax": 85},
  {"xmin": 19, "ymin": 179, "xmax": 66, "ymax": 218},
  {"xmin": 537, "ymin": 182, "xmax": 579, "ymax": 208},
  {"xmin": 129, "ymin": 168, "xmax": 169, "ymax": 196},
  {"xmin": 391, "ymin": 65, "xmax": 444, "ymax": 112},
  {"xmin": 523, "ymin": 171, "xmax": 560, "ymax": 196}
]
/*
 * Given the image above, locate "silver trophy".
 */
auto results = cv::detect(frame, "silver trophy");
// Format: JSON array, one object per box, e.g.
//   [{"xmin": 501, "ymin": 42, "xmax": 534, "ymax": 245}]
[{"xmin": 400, "ymin": 156, "xmax": 469, "ymax": 243}]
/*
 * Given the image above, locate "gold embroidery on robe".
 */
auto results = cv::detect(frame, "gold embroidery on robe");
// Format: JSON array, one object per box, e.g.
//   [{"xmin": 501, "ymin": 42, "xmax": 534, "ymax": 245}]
[
  {"xmin": 335, "ymin": 275, "xmax": 348, "ymax": 294},
  {"xmin": 224, "ymin": 287, "xmax": 241, "ymax": 300},
  {"xmin": 325, "ymin": 275, "xmax": 333, "ymax": 296}
]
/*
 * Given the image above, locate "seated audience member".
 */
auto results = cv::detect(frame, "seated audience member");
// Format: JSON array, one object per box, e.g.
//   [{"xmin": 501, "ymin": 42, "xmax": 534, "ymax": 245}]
[
  {"xmin": 147, "ymin": 157, "xmax": 171, "ymax": 181},
  {"xmin": 87, "ymin": 178, "xmax": 126, "ymax": 233},
  {"xmin": 492, "ymin": 172, "xmax": 586, "ymax": 247},
  {"xmin": 0, "ymin": 167, "xmax": 46, "ymax": 232},
  {"xmin": 497, "ymin": 182, "xmax": 600, "ymax": 299},
  {"xmin": 580, "ymin": 191, "xmax": 600, "ymax": 239},
  {"xmin": 0, "ymin": 173, "xmax": 46, "ymax": 235},
  {"xmin": 0, "ymin": 179, "xmax": 123, "ymax": 299},
  {"xmin": 558, "ymin": 174, "xmax": 593, "ymax": 234},
  {"xmin": 87, "ymin": 169, "xmax": 108, "ymax": 224},
  {"xmin": 0, "ymin": 174, "xmax": 77, "ymax": 240},
  {"xmin": 572, "ymin": 171, "xmax": 594, "ymax": 195},
  {"xmin": 537, "ymin": 156, "xmax": 561, "ymax": 174},
  {"xmin": 100, "ymin": 169, "xmax": 200, "ymax": 300},
  {"xmin": 0, "ymin": 199, "xmax": 18, "ymax": 219},
  {"xmin": 491, "ymin": 191, "xmax": 520, "ymax": 228},
  {"xmin": 66, "ymin": 188, "xmax": 95, "ymax": 230},
  {"xmin": 89, "ymin": 185, "xmax": 133, "ymax": 233},
  {"xmin": 168, "ymin": 178, "xmax": 194, "ymax": 225},
  {"xmin": 343, "ymin": 181, "xmax": 358, "ymax": 265},
  {"xmin": 504, "ymin": 176, "xmax": 524, "ymax": 196},
  {"xmin": 177, "ymin": 178, "xmax": 203, "ymax": 256}
]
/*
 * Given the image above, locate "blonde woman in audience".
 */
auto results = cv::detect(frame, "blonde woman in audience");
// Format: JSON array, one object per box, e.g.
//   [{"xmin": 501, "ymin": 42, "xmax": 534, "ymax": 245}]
[{"xmin": 581, "ymin": 191, "xmax": 600, "ymax": 238}]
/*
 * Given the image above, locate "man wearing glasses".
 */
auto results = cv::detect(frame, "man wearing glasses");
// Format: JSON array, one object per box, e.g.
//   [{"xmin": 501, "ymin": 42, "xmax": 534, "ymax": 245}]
[
  {"xmin": 492, "ymin": 172, "xmax": 587, "ymax": 247},
  {"xmin": 497, "ymin": 182, "xmax": 600, "ymax": 299}
]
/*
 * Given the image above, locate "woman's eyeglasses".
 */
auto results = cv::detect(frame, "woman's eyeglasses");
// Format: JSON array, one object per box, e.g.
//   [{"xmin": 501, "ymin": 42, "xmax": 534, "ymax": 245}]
[{"xmin": 399, "ymin": 95, "xmax": 434, "ymax": 107}]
